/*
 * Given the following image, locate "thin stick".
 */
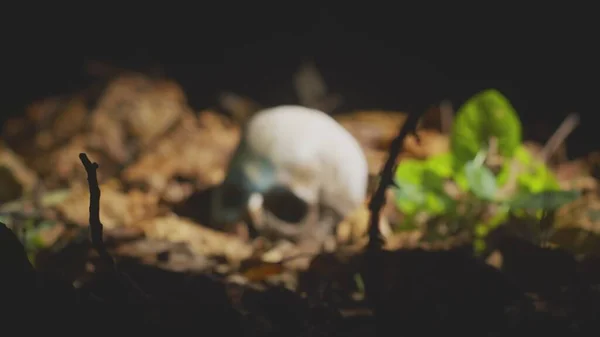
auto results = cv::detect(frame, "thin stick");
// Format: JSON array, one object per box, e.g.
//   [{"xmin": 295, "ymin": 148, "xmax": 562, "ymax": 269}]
[
  {"xmin": 367, "ymin": 110, "xmax": 422, "ymax": 250},
  {"xmin": 539, "ymin": 113, "xmax": 580, "ymax": 163},
  {"xmin": 79, "ymin": 153, "xmax": 148, "ymax": 300},
  {"xmin": 365, "ymin": 110, "xmax": 422, "ymax": 334},
  {"xmin": 80, "ymin": 153, "xmax": 115, "ymax": 269}
]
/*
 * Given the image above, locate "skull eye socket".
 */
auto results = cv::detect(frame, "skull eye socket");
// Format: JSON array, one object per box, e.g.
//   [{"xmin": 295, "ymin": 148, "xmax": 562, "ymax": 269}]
[
  {"xmin": 262, "ymin": 186, "xmax": 309, "ymax": 223},
  {"xmin": 220, "ymin": 183, "xmax": 247, "ymax": 209}
]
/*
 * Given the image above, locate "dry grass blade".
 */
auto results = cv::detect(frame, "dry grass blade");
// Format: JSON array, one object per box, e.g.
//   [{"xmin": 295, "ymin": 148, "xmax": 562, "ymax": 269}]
[{"xmin": 539, "ymin": 113, "xmax": 580, "ymax": 163}]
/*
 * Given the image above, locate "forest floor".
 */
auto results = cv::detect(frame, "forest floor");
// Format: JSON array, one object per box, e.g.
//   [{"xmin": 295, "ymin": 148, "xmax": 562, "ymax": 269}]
[{"xmin": 1, "ymin": 64, "xmax": 600, "ymax": 336}]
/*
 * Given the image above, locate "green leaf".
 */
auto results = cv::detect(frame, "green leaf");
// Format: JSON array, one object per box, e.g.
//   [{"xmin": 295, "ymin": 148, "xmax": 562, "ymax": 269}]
[
  {"xmin": 510, "ymin": 190, "xmax": 581, "ymax": 210},
  {"xmin": 453, "ymin": 170, "xmax": 470, "ymax": 191},
  {"xmin": 424, "ymin": 153, "xmax": 454, "ymax": 178},
  {"xmin": 496, "ymin": 145, "xmax": 560, "ymax": 193},
  {"xmin": 394, "ymin": 181, "xmax": 426, "ymax": 213},
  {"xmin": 473, "ymin": 206, "xmax": 510, "ymax": 255},
  {"xmin": 517, "ymin": 164, "xmax": 559, "ymax": 193},
  {"xmin": 496, "ymin": 146, "xmax": 531, "ymax": 186},
  {"xmin": 464, "ymin": 160, "xmax": 498, "ymax": 200},
  {"xmin": 451, "ymin": 89, "xmax": 522, "ymax": 167},
  {"xmin": 422, "ymin": 170, "xmax": 446, "ymax": 193},
  {"xmin": 394, "ymin": 159, "xmax": 427, "ymax": 213},
  {"xmin": 395, "ymin": 159, "xmax": 426, "ymax": 185},
  {"xmin": 394, "ymin": 159, "xmax": 454, "ymax": 215},
  {"xmin": 425, "ymin": 192, "xmax": 455, "ymax": 214}
]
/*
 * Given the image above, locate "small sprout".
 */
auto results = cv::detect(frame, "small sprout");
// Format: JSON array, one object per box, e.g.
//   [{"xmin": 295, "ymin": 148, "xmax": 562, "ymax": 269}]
[{"xmin": 390, "ymin": 89, "xmax": 583, "ymax": 254}]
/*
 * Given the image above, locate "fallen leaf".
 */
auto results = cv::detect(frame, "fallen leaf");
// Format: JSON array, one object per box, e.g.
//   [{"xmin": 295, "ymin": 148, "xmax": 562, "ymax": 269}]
[
  {"xmin": 335, "ymin": 110, "xmax": 407, "ymax": 151},
  {"xmin": 135, "ymin": 214, "xmax": 253, "ymax": 264},
  {"xmin": 123, "ymin": 110, "xmax": 240, "ymax": 197},
  {"xmin": 55, "ymin": 180, "xmax": 160, "ymax": 229},
  {"xmin": 240, "ymin": 259, "xmax": 285, "ymax": 282},
  {"xmin": 0, "ymin": 143, "xmax": 39, "ymax": 201}
]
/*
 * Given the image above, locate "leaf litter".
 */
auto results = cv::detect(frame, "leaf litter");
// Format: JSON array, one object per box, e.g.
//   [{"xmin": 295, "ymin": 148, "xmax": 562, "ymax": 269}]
[{"xmin": 1, "ymin": 64, "xmax": 600, "ymax": 335}]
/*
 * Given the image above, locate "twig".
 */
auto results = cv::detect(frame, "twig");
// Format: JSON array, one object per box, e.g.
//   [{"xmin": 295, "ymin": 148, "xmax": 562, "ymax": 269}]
[
  {"xmin": 539, "ymin": 113, "xmax": 580, "ymax": 163},
  {"xmin": 79, "ymin": 153, "xmax": 149, "ymax": 301},
  {"xmin": 367, "ymin": 110, "xmax": 422, "ymax": 250},
  {"xmin": 365, "ymin": 109, "xmax": 422, "ymax": 333}
]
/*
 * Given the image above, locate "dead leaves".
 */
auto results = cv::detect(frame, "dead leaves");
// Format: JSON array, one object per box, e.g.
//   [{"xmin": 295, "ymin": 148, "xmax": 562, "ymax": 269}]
[
  {"xmin": 55, "ymin": 180, "xmax": 160, "ymax": 229},
  {"xmin": 3, "ymin": 68, "xmax": 599, "ymax": 298},
  {"xmin": 122, "ymin": 110, "xmax": 240, "ymax": 200},
  {"xmin": 335, "ymin": 110, "xmax": 407, "ymax": 151},
  {"xmin": 240, "ymin": 259, "xmax": 286, "ymax": 283},
  {"xmin": 335, "ymin": 110, "xmax": 450, "ymax": 177},
  {"xmin": 88, "ymin": 74, "xmax": 189, "ymax": 164},
  {"xmin": 0, "ymin": 143, "xmax": 38, "ymax": 202},
  {"xmin": 2, "ymin": 74, "xmax": 196, "ymax": 189},
  {"xmin": 133, "ymin": 214, "xmax": 253, "ymax": 264}
]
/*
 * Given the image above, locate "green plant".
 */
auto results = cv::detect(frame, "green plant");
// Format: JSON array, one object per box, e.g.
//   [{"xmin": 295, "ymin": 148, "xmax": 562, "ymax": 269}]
[{"xmin": 393, "ymin": 89, "xmax": 580, "ymax": 254}]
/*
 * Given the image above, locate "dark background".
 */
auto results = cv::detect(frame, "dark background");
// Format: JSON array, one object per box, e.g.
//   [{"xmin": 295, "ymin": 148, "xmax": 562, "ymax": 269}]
[{"xmin": 3, "ymin": 8, "xmax": 598, "ymax": 156}]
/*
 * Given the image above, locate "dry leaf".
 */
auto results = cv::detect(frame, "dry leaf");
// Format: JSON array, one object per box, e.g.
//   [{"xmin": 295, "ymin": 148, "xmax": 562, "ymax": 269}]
[
  {"xmin": 55, "ymin": 181, "xmax": 160, "ymax": 229},
  {"xmin": 337, "ymin": 204, "xmax": 392, "ymax": 245},
  {"xmin": 0, "ymin": 143, "xmax": 38, "ymax": 199},
  {"xmin": 123, "ymin": 110, "xmax": 240, "ymax": 195},
  {"xmin": 89, "ymin": 74, "xmax": 189, "ymax": 164},
  {"xmin": 402, "ymin": 130, "xmax": 449, "ymax": 159},
  {"xmin": 240, "ymin": 259, "xmax": 285, "ymax": 282},
  {"xmin": 335, "ymin": 110, "xmax": 407, "ymax": 151},
  {"xmin": 135, "ymin": 214, "xmax": 253, "ymax": 264}
]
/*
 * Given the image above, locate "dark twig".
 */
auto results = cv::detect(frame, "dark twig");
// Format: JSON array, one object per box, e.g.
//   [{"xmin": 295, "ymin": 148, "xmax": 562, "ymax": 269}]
[
  {"xmin": 79, "ymin": 153, "xmax": 114, "ymax": 269},
  {"xmin": 367, "ymin": 110, "xmax": 422, "ymax": 251},
  {"xmin": 79, "ymin": 153, "xmax": 149, "ymax": 301},
  {"xmin": 365, "ymin": 110, "xmax": 422, "ymax": 334}
]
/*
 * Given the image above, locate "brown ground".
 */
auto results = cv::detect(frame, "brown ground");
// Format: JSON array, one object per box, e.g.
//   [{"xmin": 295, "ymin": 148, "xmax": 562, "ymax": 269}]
[{"xmin": 1, "ymin": 69, "xmax": 600, "ymax": 335}]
